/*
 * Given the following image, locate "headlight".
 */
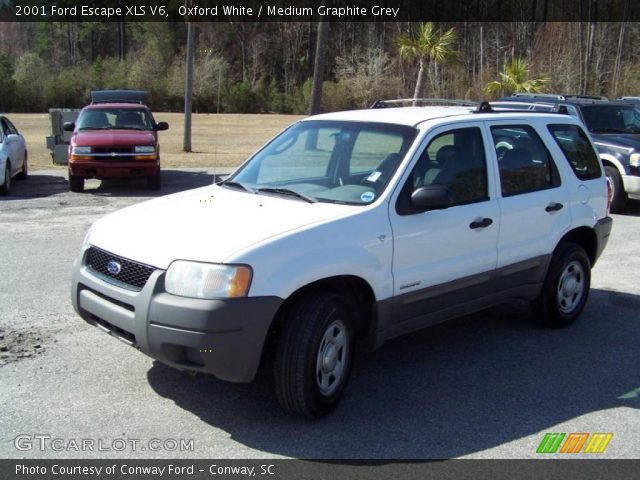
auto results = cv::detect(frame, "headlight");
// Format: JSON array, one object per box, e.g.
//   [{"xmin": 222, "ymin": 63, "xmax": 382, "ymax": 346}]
[
  {"xmin": 165, "ymin": 261, "xmax": 252, "ymax": 299},
  {"xmin": 630, "ymin": 153, "xmax": 640, "ymax": 168},
  {"xmin": 134, "ymin": 145, "xmax": 156, "ymax": 154},
  {"xmin": 72, "ymin": 146, "xmax": 91, "ymax": 154}
]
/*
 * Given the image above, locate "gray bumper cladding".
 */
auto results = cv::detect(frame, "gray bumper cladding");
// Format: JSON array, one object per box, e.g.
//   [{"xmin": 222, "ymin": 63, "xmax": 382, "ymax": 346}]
[{"xmin": 71, "ymin": 248, "xmax": 282, "ymax": 383}]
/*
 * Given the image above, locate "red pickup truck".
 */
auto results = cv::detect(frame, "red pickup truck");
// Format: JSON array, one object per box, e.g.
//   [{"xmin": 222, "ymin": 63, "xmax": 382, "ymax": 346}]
[{"xmin": 63, "ymin": 90, "xmax": 169, "ymax": 192}]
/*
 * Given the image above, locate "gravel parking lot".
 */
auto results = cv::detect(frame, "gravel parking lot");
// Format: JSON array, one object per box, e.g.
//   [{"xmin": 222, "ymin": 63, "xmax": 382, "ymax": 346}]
[{"xmin": 1, "ymin": 169, "xmax": 639, "ymax": 459}]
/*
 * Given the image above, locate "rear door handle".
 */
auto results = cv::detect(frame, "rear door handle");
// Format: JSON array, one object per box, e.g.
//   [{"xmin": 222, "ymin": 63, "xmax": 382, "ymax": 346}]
[
  {"xmin": 469, "ymin": 217, "xmax": 493, "ymax": 229},
  {"xmin": 545, "ymin": 202, "xmax": 564, "ymax": 212}
]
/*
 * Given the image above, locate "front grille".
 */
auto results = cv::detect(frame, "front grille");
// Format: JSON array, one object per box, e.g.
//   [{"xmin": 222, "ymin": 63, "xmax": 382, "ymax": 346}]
[
  {"xmin": 86, "ymin": 247, "xmax": 155, "ymax": 290},
  {"xmin": 93, "ymin": 147, "xmax": 134, "ymax": 154}
]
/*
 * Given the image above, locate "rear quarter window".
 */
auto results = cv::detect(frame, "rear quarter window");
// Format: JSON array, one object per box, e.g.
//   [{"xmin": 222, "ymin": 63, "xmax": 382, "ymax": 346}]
[{"xmin": 547, "ymin": 124, "xmax": 602, "ymax": 180}]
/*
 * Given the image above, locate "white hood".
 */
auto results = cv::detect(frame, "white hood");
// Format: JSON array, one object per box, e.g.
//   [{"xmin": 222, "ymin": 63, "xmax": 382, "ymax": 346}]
[{"xmin": 88, "ymin": 185, "xmax": 356, "ymax": 269}]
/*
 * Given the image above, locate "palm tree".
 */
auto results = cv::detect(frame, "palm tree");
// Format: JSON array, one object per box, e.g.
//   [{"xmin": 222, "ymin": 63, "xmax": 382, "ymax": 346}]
[
  {"xmin": 398, "ymin": 23, "xmax": 457, "ymax": 103},
  {"xmin": 484, "ymin": 58, "xmax": 549, "ymax": 99}
]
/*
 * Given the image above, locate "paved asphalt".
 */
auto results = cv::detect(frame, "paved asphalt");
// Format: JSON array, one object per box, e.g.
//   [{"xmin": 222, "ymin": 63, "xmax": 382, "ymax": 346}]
[{"xmin": 0, "ymin": 169, "xmax": 638, "ymax": 459}]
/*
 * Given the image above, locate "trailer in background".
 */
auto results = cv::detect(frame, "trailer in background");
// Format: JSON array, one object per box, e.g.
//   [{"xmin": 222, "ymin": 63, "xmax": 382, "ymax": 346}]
[{"xmin": 46, "ymin": 108, "xmax": 80, "ymax": 165}]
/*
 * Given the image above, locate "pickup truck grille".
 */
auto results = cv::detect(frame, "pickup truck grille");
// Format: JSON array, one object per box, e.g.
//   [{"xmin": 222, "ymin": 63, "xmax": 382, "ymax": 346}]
[
  {"xmin": 85, "ymin": 247, "xmax": 155, "ymax": 290},
  {"xmin": 92, "ymin": 147, "xmax": 135, "ymax": 154}
]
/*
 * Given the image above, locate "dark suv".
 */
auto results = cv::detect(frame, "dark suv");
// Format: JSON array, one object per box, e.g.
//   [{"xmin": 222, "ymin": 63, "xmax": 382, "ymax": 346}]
[{"xmin": 497, "ymin": 94, "xmax": 640, "ymax": 211}]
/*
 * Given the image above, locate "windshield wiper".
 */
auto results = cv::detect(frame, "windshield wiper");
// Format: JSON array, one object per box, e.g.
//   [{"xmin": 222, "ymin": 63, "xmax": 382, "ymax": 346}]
[
  {"xmin": 220, "ymin": 180, "xmax": 255, "ymax": 193},
  {"xmin": 256, "ymin": 187, "xmax": 316, "ymax": 203},
  {"xmin": 78, "ymin": 126, "xmax": 110, "ymax": 130}
]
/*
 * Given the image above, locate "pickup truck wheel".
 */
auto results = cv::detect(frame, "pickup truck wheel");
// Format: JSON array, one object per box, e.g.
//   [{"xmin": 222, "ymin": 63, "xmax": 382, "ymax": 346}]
[
  {"xmin": 0, "ymin": 161, "xmax": 10, "ymax": 195},
  {"xmin": 605, "ymin": 165, "xmax": 627, "ymax": 212},
  {"xmin": 532, "ymin": 242, "xmax": 591, "ymax": 328},
  {"xmin": 147, "ymin": 173, "xmax": 161, "ymax": 190},
  {"xmin": 274, "ymin": 292, "xmax": 354, "ymax": 418},
  {"xmin": 69, "ymin": 173, "xmax": 84, "ymax": 193}
]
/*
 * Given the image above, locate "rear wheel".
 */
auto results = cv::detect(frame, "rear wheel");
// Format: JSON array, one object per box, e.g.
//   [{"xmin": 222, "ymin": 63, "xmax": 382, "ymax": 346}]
[
  {"xmin": 532, "ymin": 242, "xmax": 591, "ymax": 328},
  {"xmin": 16, "ymin": 152, "xmax": 27, "ymax": 180},
  {"xmin": 0, "ymin": 161, "xmax": 11, "ymax": 195},
  {"xmin": 274, "ymin": 292, "xmax": 354, "ymax": 418},
  {"xmin": 605, "ymin": 165, "xmax": 627, "ymax": 212},
  {"xmin": 69, "ymin": 173, "xmax": 84, "ymax": 192}
]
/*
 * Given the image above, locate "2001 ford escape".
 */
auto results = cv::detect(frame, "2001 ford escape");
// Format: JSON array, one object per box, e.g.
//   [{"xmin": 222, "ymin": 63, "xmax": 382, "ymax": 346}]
[{"xmin": 71, "ymin": 102, "xmax": 612, "ymax": 417}]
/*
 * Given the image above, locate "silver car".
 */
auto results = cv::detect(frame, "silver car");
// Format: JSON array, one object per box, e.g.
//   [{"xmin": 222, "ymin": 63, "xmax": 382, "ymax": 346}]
[{"xmin": 0, "ymin": 115, "xmax": 28, "ymax": 195}]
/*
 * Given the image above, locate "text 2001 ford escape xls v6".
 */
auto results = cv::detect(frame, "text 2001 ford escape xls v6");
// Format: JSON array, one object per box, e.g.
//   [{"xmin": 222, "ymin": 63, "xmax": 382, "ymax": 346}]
[{"xmin": 71, "ymin": 102, "xmax": 612, "ymax": 417}]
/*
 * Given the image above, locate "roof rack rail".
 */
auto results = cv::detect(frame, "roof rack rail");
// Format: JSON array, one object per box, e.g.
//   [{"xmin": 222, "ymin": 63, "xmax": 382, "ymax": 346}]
[
  {"xmin": 370, "ymin": 98, "xmax": 478, "ymax": 109},
  {"xmin": 474, "ymin": 101, "xmax": 569, "ymax": 115},
  {"xmin": 512, "ymin": 93, "xmax": 567, "ymax": 100},
  {"xmin": 564, "ymin": 94, "xmax": 609, "ymax": 101},
  {"xmin": 90, "ymin": 90, "xmax": 148, "ymax": 105}
]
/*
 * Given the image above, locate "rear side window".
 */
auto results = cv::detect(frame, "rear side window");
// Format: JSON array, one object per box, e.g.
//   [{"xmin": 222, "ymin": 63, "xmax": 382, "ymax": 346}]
[
  {"xmin": 491, "ymin": 125, "xmax": 560, "ymax": 197},
  {"xmin": 547, "ymin": 124, "xmax": 602, "ymax": 180}
]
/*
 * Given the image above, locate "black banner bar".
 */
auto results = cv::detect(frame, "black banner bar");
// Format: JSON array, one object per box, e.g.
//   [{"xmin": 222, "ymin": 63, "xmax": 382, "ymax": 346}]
[
  {"xmin": 2, "ymin": 459, "xmax": 640, "ymax": 480},
  {"xmin": 1, "ymin": 0, "xmax": 640, "ymax": 22}
]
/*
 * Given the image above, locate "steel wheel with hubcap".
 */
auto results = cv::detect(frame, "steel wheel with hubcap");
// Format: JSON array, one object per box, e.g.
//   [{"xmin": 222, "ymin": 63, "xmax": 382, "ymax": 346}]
[
  {"xmin": 532, "ymin": 242, "xmax": 591, "ymax": 327},
  {"xmin": 316, "ymin": 320, "xmax": 349, "ymax": 396},
  {"xmin": 274, "ymin": 292, "xmax": 354, "ymax": 418},
  {"xmin": 557, "ymin": 260, "xmax": 586, "ymax": 315}
]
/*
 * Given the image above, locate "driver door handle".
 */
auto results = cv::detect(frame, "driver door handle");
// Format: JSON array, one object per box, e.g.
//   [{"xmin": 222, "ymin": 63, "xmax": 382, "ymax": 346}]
[
  {"xmin": 469, "ymin": 217, "xmax": 493, "ymax": 229},
  {"xmin": 545, "ymin": 202, "xmax": 564, "ymax": 212}
]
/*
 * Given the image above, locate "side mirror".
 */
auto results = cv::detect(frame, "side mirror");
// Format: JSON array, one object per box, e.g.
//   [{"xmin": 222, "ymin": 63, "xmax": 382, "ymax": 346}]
[
  {"xmin": 62, "ymin": 122, "xmax": 75, "ymax": 132},
  {"xmin": 155, "ymin": 122, "xmax": 169, "ymax": 131},
  {"xmin": 410, "ymin": 185, "xmax": 452, "ymax": 211}
]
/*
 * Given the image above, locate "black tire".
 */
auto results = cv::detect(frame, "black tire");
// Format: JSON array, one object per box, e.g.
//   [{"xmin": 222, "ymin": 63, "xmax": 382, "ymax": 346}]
[
  {"xmin": 0, "ymin": 161, "xmax": 11, "ymax": 195},
  {"xmin": 274, "ymin": 292, "xmax": 355, "ymax": 418},
  {"xmin": 69, "ymin": 173, "xmax": 84, "ymax": 192},
  {"xmin": 16, "ymin": 152, "xmax": 27, "ymax": 180},
  {"xmin": 605, "ymin": 165, "xmax": 627, "ymax": 213},
  {"xmin": 531, "ymin": 242, "xmax": 591, "ymax": 328},
  {"xmin": 147, "ymin": 173, "xmax": 161, "ymax": 190}
]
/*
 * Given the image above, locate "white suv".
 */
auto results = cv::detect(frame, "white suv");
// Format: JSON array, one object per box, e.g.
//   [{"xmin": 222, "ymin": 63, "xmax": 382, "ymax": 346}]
[{"xmin": 71, "ymin": 103, "xmax": 612, "ymax": 417}]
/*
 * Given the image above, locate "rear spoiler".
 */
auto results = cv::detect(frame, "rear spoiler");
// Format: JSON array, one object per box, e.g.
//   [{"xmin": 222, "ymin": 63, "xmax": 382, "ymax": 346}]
[{"xmin": 90, "ymin": 90, "xmax": 148, "ymax": 105}]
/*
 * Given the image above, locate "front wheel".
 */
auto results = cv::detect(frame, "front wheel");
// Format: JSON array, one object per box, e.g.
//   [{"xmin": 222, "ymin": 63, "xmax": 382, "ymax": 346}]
[
  {"xmin": 531, "ymin": 242, "xmax": 591, "ymax": 328},
  {"xmin": 16, "ymin": 152, "xmax": 27, "ymax": 180},
  {"xmin": 147, "ymin": 173, "xmax": 161, "ymax": 190},
  {"xmin": 69, "ymin": 173, "xmax": 84, "ymax": 192},
  {"xmin": 0, "ymin": 162, "xmax": 11, "ymax": 195},
  {"xmin": 274, "ymin": 292, "xmax": 354, "ymax": 418}
]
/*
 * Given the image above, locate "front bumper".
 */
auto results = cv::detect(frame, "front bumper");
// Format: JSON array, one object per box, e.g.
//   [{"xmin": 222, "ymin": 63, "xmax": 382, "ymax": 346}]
[
  {"xmin": 69, "ymin": 160, "xmax": 159, "ymax": 179},
  {"xmin": 71, "ymin": 246, "xmax": 282, "ymax": 382},
  {"xmin": 623, "ymin": 174, "xmax": 640, "ymax": 196}
]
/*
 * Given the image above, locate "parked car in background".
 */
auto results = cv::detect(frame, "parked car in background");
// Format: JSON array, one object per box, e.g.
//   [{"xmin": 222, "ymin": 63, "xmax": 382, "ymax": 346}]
[
  {"xmin": 72, "ymin": 101, "xmax": 611, "ymax": 417},
  {"xmin": 63, "ymin": 90, "xmax": 169, "ymax": 192},
  {"xmin": 499, "ymin": 93, "xmax": 640, "ymax": 211},
  {"xmin": 0, "ymin": 115, "xmax": 28, "ymax": 196}
]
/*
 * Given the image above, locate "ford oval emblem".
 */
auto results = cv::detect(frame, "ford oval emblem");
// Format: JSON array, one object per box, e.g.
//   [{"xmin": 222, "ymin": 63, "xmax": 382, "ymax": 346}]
[{"xmin": 106, "ymin": 260, "xmax": 121, "ymax": 275}]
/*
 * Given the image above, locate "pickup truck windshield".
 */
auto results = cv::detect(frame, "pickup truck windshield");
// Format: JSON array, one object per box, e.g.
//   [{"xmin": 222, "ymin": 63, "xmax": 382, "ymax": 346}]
[
  {"xmin": 76, "ymin": 108, "xmax": 155, "ymax": 131},
  {"xmin": 225, "ymin": 120, "xmax": 417, "ymax": 205}
]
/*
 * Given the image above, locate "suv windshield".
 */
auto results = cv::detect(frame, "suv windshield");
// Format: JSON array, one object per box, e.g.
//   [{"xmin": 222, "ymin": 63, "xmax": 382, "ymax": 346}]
[
  {"xmin": 581, "ymin": 105, "xmax": 640, "ymax": 134},
  {"xmin": 76, "ymin": 108, "xmax": 155, "ymax": 131},
  {"xmin": 225, "ymin": 120, "xmax": 417, "ymax": 205}
]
